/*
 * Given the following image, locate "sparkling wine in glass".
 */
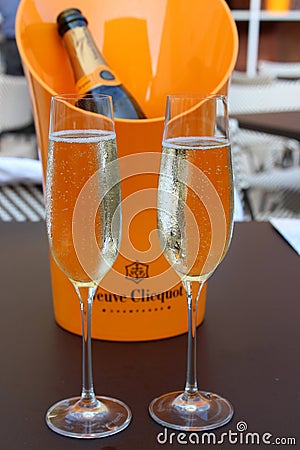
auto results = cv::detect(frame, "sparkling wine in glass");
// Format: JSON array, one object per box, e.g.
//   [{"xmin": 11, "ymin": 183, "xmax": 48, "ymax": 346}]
[
  {"xmin": 45, "ymin": 94, "xmax": 131, "ymax": 438},
  {"xmin": 149, "ymin": 93, "xmax": 234, "ymax": 431}
]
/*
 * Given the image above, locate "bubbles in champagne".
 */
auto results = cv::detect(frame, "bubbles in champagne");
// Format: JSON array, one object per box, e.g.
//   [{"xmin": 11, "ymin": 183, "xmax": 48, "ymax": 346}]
[
  {"xmin": 158, "ymin": 136, "xmax": 233, "ymax": 281},
  {"xmin": 46, "ymin": 129, "xmax": 121, "ymax": 286}
]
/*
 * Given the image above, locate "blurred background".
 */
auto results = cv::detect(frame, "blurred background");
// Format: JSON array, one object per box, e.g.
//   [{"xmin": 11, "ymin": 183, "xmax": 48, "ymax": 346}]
[{"xmin": 226, "ymin": 0, "xmax": 300, "ymax": 73}]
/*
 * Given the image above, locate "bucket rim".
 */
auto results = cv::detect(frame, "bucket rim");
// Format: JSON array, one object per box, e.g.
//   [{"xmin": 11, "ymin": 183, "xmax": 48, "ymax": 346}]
[{"xmin": 15, "ymin": 0, "xmax": 238, "ymax": 124}]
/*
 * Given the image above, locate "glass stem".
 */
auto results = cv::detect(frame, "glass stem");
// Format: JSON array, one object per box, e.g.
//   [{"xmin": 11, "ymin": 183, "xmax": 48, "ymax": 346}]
[
  {"xmin": 74, "ymin": 285, "xmax": 98, "ymax": 408},
  {"xmin": 183, "ymin": 280, "xmax": 204, "ymax": 400}
]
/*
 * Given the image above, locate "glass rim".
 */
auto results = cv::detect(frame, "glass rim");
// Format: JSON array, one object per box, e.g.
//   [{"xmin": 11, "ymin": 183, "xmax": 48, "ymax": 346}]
[
  {"xmin": 166, "ymin": 92, "xmax": 227, "ymax": 101},
  {"xmin": 51, "ymin": 93, "xmax": 113, "ymax": 101}
]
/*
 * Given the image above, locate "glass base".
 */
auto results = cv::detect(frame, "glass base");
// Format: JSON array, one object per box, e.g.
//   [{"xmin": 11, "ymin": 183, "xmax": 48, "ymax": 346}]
[
  {"xmin": 149, "ymin": 390, "xmax": 233, "ymax": 431},
  {"xmin": 45, "ymin": 396, "xmax": 131, "ymax": 439}
]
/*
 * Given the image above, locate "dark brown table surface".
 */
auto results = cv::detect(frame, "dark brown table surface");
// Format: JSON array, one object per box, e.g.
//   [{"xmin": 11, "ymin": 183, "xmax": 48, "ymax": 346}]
[
  {"xmin": 0, "ymin": 221, "xmax": 299, "ymax": 449},
  {"xmin": 231, "ymin": 111, "xmax": 300, "ymax": 141}
]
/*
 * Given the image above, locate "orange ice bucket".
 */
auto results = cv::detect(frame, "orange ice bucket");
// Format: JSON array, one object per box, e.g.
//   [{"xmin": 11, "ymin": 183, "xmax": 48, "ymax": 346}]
[{"xmin": 16, "ymin": 0, "xmax": 238, "ymax": 341}]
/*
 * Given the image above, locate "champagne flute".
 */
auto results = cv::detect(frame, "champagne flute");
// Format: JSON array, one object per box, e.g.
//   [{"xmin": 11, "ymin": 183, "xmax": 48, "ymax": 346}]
[
  {"xmin": 45, "ymin": 94, "xmax": 131, "ymax": 438},
  {"xmin": 149, "ymin": 93, "xmax": 234, "ymax": 431}
]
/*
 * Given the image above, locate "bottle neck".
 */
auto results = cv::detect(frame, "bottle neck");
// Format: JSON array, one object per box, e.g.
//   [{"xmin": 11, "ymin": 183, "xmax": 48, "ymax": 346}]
[{"xmin": 62, "ymin": 27, "xmax": 106, "ymax": 81}]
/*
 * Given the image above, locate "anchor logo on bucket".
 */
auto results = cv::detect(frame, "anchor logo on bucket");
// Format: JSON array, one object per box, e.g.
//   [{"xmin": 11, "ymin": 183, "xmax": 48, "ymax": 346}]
[{"xmin": 125, "ymin": 261, "xmax": 149, "ymax": 284}]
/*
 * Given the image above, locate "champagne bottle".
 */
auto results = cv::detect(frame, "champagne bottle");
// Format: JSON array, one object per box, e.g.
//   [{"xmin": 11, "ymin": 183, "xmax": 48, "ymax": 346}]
[{"xmin": 56, "ymin": 8, "xmax": 146, "ymax": 119}]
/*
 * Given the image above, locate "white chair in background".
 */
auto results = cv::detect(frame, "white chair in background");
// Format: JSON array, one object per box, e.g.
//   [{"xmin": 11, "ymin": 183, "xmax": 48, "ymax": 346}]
[
  {"xmin": 0, "ymin": 74, "xmax": 33, "ymax": 134},
  {"xmin": 228, "ymin": 76, "xmax": 300, "ymax": 183},
  {"xmin": 229, "ymin": 77, "xmax": 300, "ymax": 113},
  {"xmin": 228, "ymin": 75, "xmax": 300, "ymax": 219},
  {"xmin": 229, "ymin": 113, "xmax": 300, "ymax": 220},
  {"xmin": 258, "ymin": 60, "xmax": 300, "ymax": 80},
  {"xmin": 0, "ymin": 74, "xmax": 37, "ymax": 159}
]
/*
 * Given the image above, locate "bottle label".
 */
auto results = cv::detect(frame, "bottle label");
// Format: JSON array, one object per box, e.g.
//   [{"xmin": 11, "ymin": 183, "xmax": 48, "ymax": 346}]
[{"xmin": 76, "ymin": 64, "xmax": 121, "ymax": 93}]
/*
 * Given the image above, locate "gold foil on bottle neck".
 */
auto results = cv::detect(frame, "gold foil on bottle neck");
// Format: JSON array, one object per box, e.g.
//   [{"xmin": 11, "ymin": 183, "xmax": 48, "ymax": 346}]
[{"xmin": 62, "ymin": 27, "xmax": 106, "ymax": 81}]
